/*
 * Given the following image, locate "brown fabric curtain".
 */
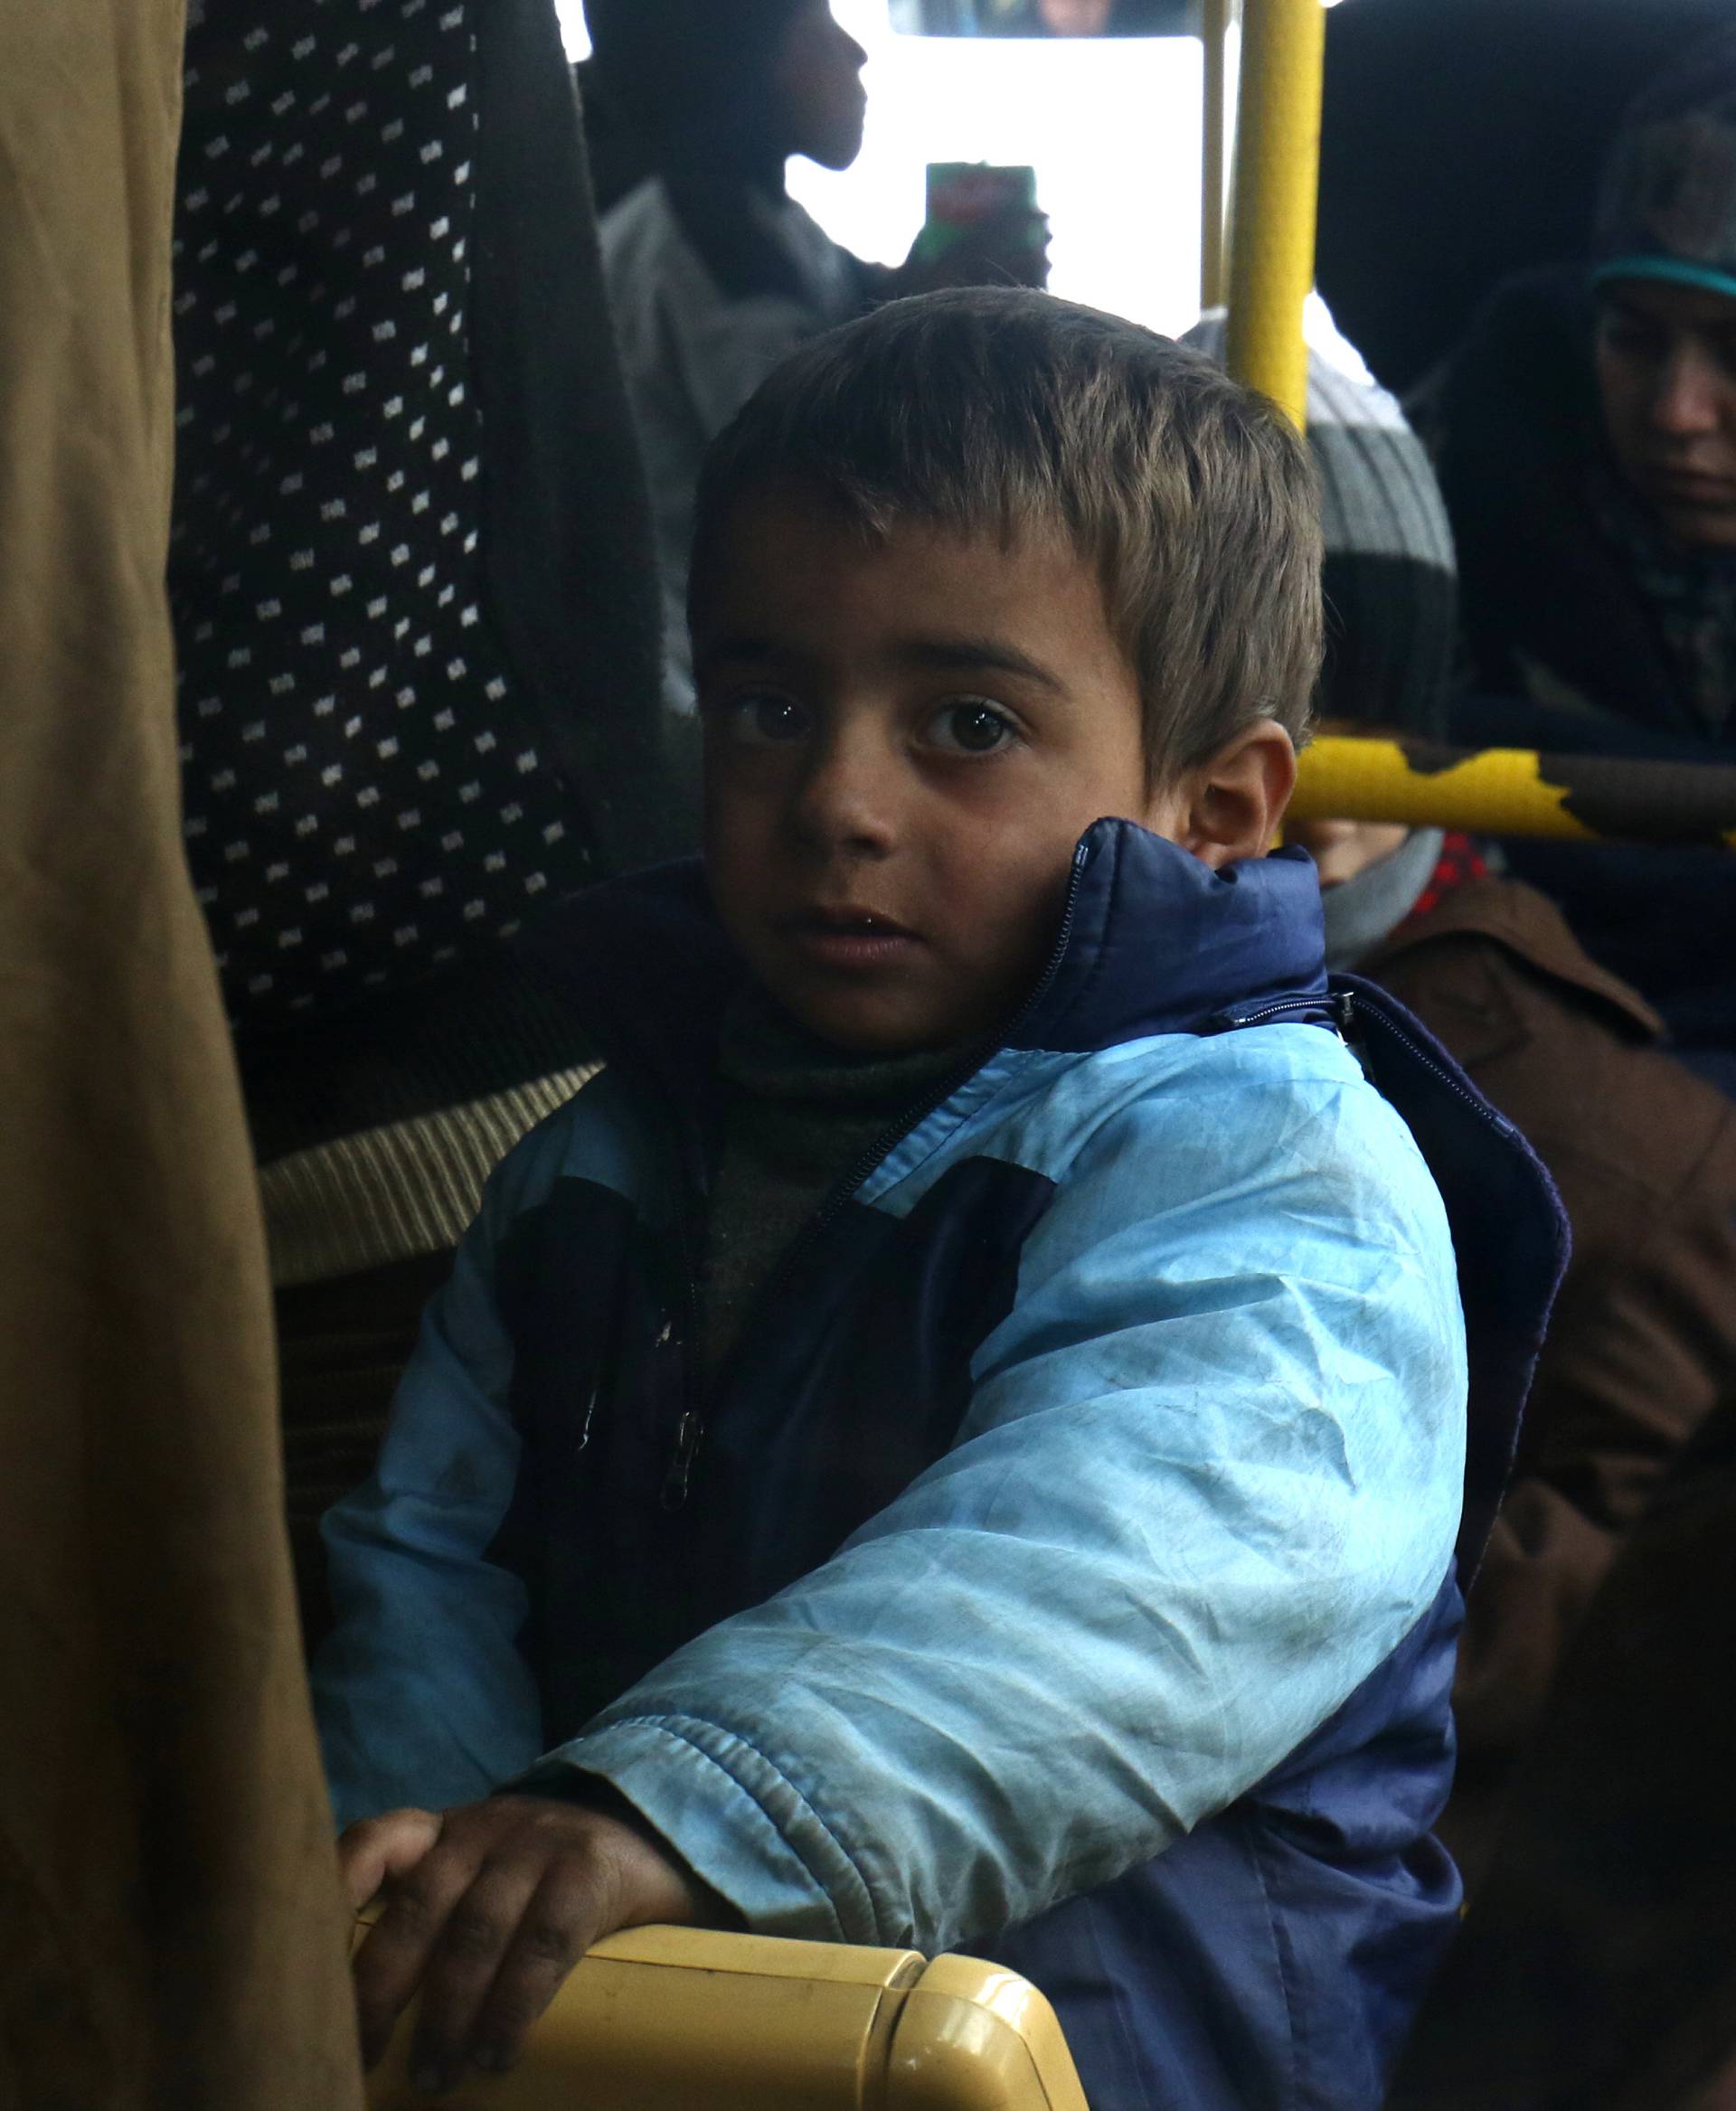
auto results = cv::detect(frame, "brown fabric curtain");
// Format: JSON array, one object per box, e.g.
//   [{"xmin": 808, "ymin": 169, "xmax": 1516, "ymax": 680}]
[{"xmin": 0, "ymin": 3, "xmax": 363, "ymax": 2103}]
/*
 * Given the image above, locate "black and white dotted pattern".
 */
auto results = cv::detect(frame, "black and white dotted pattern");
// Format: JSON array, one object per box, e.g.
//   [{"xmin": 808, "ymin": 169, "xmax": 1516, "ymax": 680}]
[{"xmin": 171, "ymin": 0, "xmax": 591, "ymax": 1025}]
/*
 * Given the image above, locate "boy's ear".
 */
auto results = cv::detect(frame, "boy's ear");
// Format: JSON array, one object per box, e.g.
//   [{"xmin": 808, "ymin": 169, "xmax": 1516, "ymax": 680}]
[{"xmin": 1166, "ymin": 722, "xmax": 1297, "ymax": 871}]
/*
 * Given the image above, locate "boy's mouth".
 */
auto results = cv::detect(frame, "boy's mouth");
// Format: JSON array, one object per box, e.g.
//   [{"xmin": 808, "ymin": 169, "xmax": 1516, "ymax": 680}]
[{"xmin": 778, "ymin": 904, "xmax": 924, "ymax": 968}]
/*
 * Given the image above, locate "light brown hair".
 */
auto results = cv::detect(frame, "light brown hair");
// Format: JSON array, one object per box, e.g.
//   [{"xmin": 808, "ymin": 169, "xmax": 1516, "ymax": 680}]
[{"xmin": 690, "ymin": 287, "xmax": 1323, "ymax": 783}]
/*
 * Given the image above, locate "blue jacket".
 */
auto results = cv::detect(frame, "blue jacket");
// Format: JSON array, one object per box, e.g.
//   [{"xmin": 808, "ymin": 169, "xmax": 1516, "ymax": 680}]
[{"xmin": 315, "ymin": 823, "xmax": 1566, "ymax": 2111}]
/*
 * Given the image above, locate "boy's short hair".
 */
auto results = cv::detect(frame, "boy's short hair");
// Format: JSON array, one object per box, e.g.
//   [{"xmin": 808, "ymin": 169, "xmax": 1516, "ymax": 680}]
[{"xmin": 690, "ymin": 287, "xmax": 1324, "ymax": 781}]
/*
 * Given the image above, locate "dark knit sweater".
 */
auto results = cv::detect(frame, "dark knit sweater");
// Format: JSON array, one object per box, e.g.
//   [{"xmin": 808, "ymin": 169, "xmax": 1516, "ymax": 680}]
[{"xmin": 702, "ymin": 992, "xmax": 967, "ymax": 1374}]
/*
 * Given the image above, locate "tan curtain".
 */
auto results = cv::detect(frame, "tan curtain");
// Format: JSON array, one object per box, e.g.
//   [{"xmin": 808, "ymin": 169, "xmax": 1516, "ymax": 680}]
[{"xmin": 0, "ymin": 3, "xmax": 363, "ymax": 2103}]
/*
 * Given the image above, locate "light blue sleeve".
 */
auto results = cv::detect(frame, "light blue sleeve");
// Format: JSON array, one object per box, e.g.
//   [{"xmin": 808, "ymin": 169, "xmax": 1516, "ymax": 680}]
[
  {"xmin": 515, "ymin": 1060, "xmax": 1467, "ymax": 1953},
  {"xmin": 311, "ymin": 1080, "xmax": 644, "ymax": 1831}
]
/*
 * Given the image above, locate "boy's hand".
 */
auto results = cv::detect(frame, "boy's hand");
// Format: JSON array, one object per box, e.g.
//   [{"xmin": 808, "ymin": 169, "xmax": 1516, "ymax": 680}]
[{"xmin": 342, "ymin": 1795, "xmax": 713, "ymax": 2094}]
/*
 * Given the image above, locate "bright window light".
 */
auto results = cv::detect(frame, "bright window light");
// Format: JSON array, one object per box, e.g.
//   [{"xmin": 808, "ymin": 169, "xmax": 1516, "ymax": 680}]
[
  {"xmin": 556, "ymin": 0, "xmax": 590, "ymax": 60},
  {"xmin": 790, "ymin": 0, "xmax": 1208, "ymax": 335}
]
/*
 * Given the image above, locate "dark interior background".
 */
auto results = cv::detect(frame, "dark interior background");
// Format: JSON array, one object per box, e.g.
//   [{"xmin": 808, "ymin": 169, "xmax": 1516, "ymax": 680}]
[{"xmin": 1317, "ymin": 0, "xmax": 1736, "ymax": 397}]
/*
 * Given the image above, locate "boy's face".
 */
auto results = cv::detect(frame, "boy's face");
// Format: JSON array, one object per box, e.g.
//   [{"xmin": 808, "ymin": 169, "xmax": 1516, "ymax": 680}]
[{"xmin": 693, "ymin": 490, "xmax": 1184, "ymax": 1052}]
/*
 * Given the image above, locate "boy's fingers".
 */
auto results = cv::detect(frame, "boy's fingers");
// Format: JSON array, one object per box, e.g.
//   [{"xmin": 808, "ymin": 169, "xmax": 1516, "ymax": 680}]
[
  {"xmin": 467, "ymin": 1860, "xmax": 611, "ymax": 2076},
  {"xmin": 352, "ymin": 1833, "xmax": 491, "ymax": 2071},
  {"xmin": 339, "ymin": 1805, "xmax": 445, "ymax": 1912},
  {"xmin": 410, "ymin": 1857, "xmax": 584, "ymax": 2090}
]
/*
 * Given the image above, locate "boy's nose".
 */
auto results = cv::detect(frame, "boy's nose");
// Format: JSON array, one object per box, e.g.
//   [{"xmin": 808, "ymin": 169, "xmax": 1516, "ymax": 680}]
[{"xmin": 787, "ymin": 730, "xmax": 900, "ymax": 855}]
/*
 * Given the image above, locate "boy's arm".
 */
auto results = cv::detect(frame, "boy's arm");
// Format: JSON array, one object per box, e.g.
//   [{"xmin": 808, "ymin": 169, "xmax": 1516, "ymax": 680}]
[
  {"xmin": 314, "ymin": 1159, "xmax": 550, "ymax": 1830},
  {"xmin": 523, "ymin": 1066, "xmax": 1468, "ymax": 1954}
]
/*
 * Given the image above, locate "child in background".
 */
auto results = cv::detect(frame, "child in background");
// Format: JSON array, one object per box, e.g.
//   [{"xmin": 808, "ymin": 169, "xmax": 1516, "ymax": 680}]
[{"xmin": 316, "ymin": 289, "xmax": 1561, "ymax": 2111}]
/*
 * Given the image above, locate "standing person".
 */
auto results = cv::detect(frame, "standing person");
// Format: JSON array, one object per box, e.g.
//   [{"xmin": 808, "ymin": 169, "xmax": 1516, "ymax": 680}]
[
  {"xmin": 316, "ymin": 291, "xmax": 1562, "ymax": 2111},
  {"xmin": 586, "ymin": 0, "xmax": 1048, "ymax": 705},
  {"xmin": 0, "ymin": 0, "xmax": 361, "ymax": 2102},
  {"xmin": 1429, "ymin": 26, "xmax": 1736, "ymax": 1088},
  {"xmin": 168, "ymin": 0, "xmax": 694, "ymax": 1647},
  {"xmin": 1226, "ymin": 327, "xmax": 1736, "ymax": 1892}
]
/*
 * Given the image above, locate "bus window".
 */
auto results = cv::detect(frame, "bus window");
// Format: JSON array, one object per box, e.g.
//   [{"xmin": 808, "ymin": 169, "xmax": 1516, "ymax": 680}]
[
  {"xmin": 560, "ymin": 0, "xmax": 1208, "ymax": 333},
  {"xmin": 795, "ymin": 0, "xmax": 1208, "ymax": 332}
]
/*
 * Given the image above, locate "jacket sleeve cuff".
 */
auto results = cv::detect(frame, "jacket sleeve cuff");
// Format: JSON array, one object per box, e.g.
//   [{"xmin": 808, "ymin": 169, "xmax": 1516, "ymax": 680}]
[{"xmin": 509, "ymin": 1714, "xmax": 882, "ymax": 1946}]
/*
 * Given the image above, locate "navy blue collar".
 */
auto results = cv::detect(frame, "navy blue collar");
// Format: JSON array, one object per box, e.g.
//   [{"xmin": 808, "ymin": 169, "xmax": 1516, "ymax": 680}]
[
  {"xmin": 1010, "ymin": 821, "xmax": 1328, "ymax": 1053},
  {"xmin": 518, "ymin": 819, "xmax": 1330, "ymax": 1095}
]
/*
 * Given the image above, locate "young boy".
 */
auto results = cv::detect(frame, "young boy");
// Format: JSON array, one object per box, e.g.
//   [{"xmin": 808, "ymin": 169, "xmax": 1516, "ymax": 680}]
[{"xmin": 316, "ymin": 289, "xmax": 1560, "ymax": 2111}]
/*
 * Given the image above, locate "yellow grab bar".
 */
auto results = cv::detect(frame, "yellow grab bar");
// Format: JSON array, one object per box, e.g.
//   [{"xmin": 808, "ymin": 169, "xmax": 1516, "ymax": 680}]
[
  {"xmin": 1201, "ymin": 0, "xmax": 1232, "ymax": 308},
  {"xmin": 1291, "ymin": 735, "xmax": 1736, "ymax": 849},
  {"xmin": 1223, "ymin": 0, "xmax": 1326, "ymax": 429},
  {"xmin": 363, "ymin": 1925, "xmax": 1090, "ymax": 2111}
]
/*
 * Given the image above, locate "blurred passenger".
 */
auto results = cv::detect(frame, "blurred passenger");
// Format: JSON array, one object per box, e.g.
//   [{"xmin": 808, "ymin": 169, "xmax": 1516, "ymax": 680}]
[
  {"xmin": 571, "ymin": 53, "xmax": 656, "ymax": 216},
  {"xmin": 1205, "ymin": 323, "xmax": 1736, "ymax": 1890},
  {"xmin": 170, "ymin": 0, "xmax": 690, "ymax": 1651},
  {"xmin": 318, "ymin": 291, "xmax": 1561, "ymax": 2111},
  {"xmin": 1428, "ymin": 28, "xmax": 1736, "ymax": 1088},
  {"xmin": 585, "ymin": 0, "xmax": 1049, "ymax": 705},
  {"xmin": 1434, "ymin": 28, "xmax": 1736, "ymax": 740}
]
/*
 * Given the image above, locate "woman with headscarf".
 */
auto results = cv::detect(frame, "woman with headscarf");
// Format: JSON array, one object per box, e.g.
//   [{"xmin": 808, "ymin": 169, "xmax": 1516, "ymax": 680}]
[
  {"xmin": 1428, "ymin": 25, "xmax": 1736, "ymax": 1091},
  {"xmin": 586, "ymin": 0, "xmax": 1045, "ymax": 704}
]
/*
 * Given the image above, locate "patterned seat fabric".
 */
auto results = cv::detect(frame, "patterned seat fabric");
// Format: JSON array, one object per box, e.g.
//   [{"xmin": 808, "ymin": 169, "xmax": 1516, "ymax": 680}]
[{"xmin": 172, "ymin": 0, "xmax": 597, "ymax": 1023}]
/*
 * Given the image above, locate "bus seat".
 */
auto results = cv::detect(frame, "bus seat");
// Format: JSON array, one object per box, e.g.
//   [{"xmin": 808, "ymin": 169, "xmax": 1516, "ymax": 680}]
[{"xmin": 363, "ymin": 1925, "xmax": 1090, "ymax": 2110}]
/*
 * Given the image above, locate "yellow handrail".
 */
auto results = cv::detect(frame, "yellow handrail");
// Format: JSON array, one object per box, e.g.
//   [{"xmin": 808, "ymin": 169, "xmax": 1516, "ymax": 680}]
[
  {"xmin": 363, "ymin": 1926, "xmax": 1090, "ymax": 2110},
  {"xmin": 1292, "ymin": 736, "xmax": 1736, "ymax": 849},
  {"xmin": 1201, "ymin": 0, "xmax": 1231, "ymax": 308},
  {"xmin": 1222, "ymin": 0, "xmax": 1326, "ymax": 429}
]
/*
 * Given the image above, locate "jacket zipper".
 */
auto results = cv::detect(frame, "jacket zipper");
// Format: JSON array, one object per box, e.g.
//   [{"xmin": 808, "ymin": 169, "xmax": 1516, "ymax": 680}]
[
  {"xmin": 1344, "ymin": 987, "xmax": 1517, "ymax": 1128},
  {"xmin": 661, "ymin": 1194, "xmax": 709, "ymax": 1510},
  {"xmin": 1220, "ymin": 984, "xmax": 1513, "ymax": 1131},
  {"xmin": 1210, "ymin": 989, "xmax": 1352, "ymax": 1034},
  {"xmin": 662, "ymin": 1409, "xmax": 703, "ymax": 1510}
]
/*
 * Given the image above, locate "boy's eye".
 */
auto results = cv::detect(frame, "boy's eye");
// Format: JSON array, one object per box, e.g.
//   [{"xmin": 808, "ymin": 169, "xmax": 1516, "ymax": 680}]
[
  {"xmin": 720, "ymin": 693, "xmax": 811, "ymax": 746},
  {"xmin": 927, "ymin": 700, "xmax": 1018, "ymax": 756}
]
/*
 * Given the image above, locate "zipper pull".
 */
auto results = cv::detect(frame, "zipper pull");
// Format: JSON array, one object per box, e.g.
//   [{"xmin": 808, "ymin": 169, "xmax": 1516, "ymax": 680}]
[
  {"xmin": 1335, "ymin": 988, "xmax": 1357, "ymax": 1041},
  {"xmin": 573, "ymin": 1382, "xmax": 599, "ymax": 1456},
  {"xmin": 662, "ymin": 1410, "xmax": 703, "ymax": 1510}
]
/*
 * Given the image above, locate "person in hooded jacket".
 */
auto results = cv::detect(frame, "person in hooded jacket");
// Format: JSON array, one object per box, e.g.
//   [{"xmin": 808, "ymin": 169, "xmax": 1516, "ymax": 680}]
[
  {"xmin": 585, "ymin": 0, "xmax": 1048, "ymax": 708},
  {"xmin": 1427, "ymin": 27, "xmax": 1736, "ymax": 1091}
]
